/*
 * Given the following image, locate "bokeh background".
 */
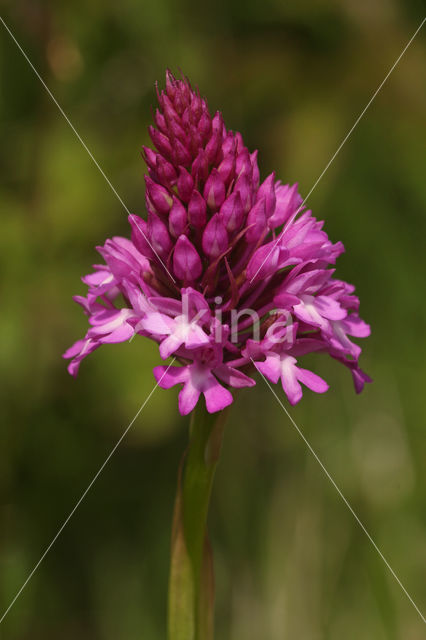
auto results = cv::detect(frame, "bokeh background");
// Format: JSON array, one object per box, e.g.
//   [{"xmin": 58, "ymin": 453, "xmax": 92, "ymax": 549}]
[{"xmin": 1, "ymin": 0, "xmax": 425, "ymax": 638}]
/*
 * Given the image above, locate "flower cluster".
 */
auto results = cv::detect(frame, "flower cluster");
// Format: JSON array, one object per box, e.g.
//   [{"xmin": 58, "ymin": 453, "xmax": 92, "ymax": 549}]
[{"xmin": 64, "ymin": 72, "xmax": 371, "ymax": 414}]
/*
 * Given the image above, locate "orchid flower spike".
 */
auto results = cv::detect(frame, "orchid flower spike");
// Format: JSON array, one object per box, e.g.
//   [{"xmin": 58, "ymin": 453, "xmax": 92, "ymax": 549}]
[{"xmin": 64, "ymin": 71, "xmax": 371, "ymax": 414}]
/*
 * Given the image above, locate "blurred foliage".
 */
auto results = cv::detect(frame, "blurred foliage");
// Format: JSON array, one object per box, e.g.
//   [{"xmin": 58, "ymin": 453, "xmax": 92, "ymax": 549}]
[{"xmin": 0, "ymin": 0, "xmax": 426, "ymax": 638}]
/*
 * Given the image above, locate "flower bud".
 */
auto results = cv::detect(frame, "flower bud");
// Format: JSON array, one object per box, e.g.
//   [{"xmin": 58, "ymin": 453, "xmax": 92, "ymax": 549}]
[
  {"xmin": 155, "ymin": 155, "xmax": 177, "ymax": 184},
  {"xmin": 177, "ymin": 166, "xmax": 194, "ymax": 202},
  {"xmin": 167, "ymin": 117, "xmax": 187, "ymax": 145},
  {"xmin": 235, "ymin": 149, "xmax": 252, "ymax": 180},
  {"xmin": 246, "ymin": 243, "xmax": 281, "ymax": 281},
  {"xmin": 173, "ymin": 235, "xmax": 202, "ymax": 281},
  {"xmin": 221, "ymin": 132, "xmax": 236, "ymax": 157},
  {"xmin": 256, "ymin": 173, "xmax": 276, "ymax": 218},
  {"xmin": 142, "ymin": 146, "xmax": 157, "ymax": 170},
  {"xmin": 204, "ymin": 112, "xmax": 224, "ymax": 163},
  {"xmin": 148, "ymin": 213, "xmax": 173, "ymax": 257},
  {"xmin": 128, "ymin": 214, "xmax": 154, "ymax": 258},
  {"xmin": 165, "ymin": 69, "xmax": 176, "ymax": 99},
  {"xmin": 192, "ymin": 149, "xmax": 209, "ymax": 182},
  {"xmin": 220, "ymin": 192, "xmax": 245, "ymax": 232},
  {"xmin": 148, "ymin": 125, "xmax": 173, "ymax": 158},
  {"xmin": 190, "ymin": 94, "xmax": 203, "ymax": 121},
  {"xmin": 174, "ymin": 138, "xmax": 192, "ymax": 166},
  {"xmin": 145, "ymin": 176, "xmax": 173, "ymax": 214},
  {"xmin": 251, "ymin": 151, "xmax": 260, "ymax": 188},
  {"xmin": 154, "ymin": 108, "xmax": 167, "ymax": 134},
  {"xmin": 217, "ymin": 153, "xmax": 236, "ymax": 184},
  {"xmin": 174, "ymin": 90, "xmax": 186, "ymax": 115},
  {"xmin": 246, "ymin": 198, "xmax": 266, "ymax": 243},
  {"xmin": 268, "ymin": 182, "xmax": 302, "ymax": 228},
  {"xmin": 234, "ymin": 174, "xmax": 253, "ymax": 213},
  {"xmin": 198, "ymin": 111, "xmax": 212, "ymax": 141},
  {"xmin": 188, "ymin": 190, "xmax": 207, "ymax": 228},
  {"xmin": 169, "ymin": 198, "xmax": 187, "ymax": 237},
  {"xmin": 161, "ymin": 92, "xmax": 180, "ymax": 123},
  {"xmin": 203, "ymin": 169, "xmax": 226, "ymax": 210},
  {"xmin": 202, "ymin": 213, "xmax": 228, "ymax": 259},
  {"xmin": 235, "ymin": 131, "xmax": 244, "ymax": 152}
]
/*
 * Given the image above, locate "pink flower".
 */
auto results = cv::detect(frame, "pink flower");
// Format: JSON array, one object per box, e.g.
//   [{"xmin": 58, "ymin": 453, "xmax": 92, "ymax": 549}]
[
  {"xmin": 64, "ymin": 71, "xmax": 371, "ymax": 413},
  {"xmin": 256, "ymin": 353, "xmax": 329, "ymax": 406}
]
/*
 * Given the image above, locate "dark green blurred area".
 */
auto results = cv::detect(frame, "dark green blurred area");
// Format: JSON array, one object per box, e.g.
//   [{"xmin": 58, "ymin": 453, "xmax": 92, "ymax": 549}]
[{"xmin": 1, "ymin": 0, "xmax": 425, "ymax": 638}]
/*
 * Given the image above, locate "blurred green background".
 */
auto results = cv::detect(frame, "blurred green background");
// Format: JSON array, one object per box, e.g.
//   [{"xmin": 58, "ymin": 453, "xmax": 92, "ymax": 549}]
[{"xmin": 1, "ymin": 0, "xmax": 425, "ymax": 638}]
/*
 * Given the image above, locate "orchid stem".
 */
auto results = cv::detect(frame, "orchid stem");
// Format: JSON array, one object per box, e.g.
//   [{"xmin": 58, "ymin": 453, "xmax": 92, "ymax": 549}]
[{"xmin": 168, "ymin": 403, "xmax": 228, "ymax": 640}]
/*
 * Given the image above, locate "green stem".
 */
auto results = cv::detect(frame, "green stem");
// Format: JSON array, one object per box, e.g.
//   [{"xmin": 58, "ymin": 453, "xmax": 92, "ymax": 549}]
[{"xmin": 168, "ymin": 403, "xmax": 228, "ymax": 640}]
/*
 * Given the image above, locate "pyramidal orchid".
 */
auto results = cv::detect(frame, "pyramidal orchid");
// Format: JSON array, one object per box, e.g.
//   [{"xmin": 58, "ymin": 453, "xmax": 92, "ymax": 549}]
[
  {"xmin": 64, "ymin": 71, "xmax": 370, "ymax": 412},
  {"xmin": 64, "ymin": 72, "xmax": 371, "ymax": 638}
]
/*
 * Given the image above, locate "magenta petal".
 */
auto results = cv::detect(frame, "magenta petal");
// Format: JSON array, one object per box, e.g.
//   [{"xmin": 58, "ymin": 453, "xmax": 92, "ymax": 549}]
[
  {"xmin": 88, "ymin": 309, "xmax": 130, "ymax": 332},
  {"xmin": 82, "ymin": 270, "xmax": 113, "ymax": 287},
  {"xmin": 279, "ymin": 356, "xmax": 303, "ymax": 405},
  {"xmin": 281, "ymin": 374, "xmax": 302, "ymax": 405},
  {"xmin": 315, "ymin": 295, "xmax": 347, "ymax": 321},
  {"xmin": 159, "ymin": 334, "xmax": 184, "ymax": 359},
  {"xmin": 256, "ymin": 356, "xmax": 281, "ymax": 384},
  {"xmin": 186, "ymin": 324, "xmax": 210, "ymax": 349},
  {"xmin": 121, "ymin": 279, "xmax": 151, "ymax": 314},
  {"xmin": 273, "ymin": 292, "xmax": 300, "ymax": 308},
  {"xmin": 141, "ymin": 311, "xmax": 173, "ymax": 335},
  {"xmin": 148, "ymin": 296, "xmax": 183, "ymax": 316},
  {"xmin": 63, "ymin": 339, "xmax": 87, "ymax": 360},
  {"xmin": 344, "ymin": 315, "xmax": 371, "ymax": 338},
  {"xmin": 214, "ymin": 364, "xmax": 256, "ymax": 388},
  {"xmin": 295, "ymin": 367, "xmax": 329, "ymax": 393},
  {"xmin": 246, "ymin": 243, "xmax": 281, "ymax": 281},
  {"xmin": 99, "ymin": 323, "xmax": 134, "ymax": 343},
  {"xmin": 179, "ymin": 380, "xmax": 201, "ymax": 415},
  {"xmin": 63, "ymin": 337, "xmax": 99, "ymax": 377},
  {"xmin": 154, "ymin": 365, "xmax": 188, "ymax": 388},
  {"xmin": 351, "ymin": 366, "xmax": 373, "ymax": 393},
  {"xmin": 181, "ymin": 287, "xmax": 210, "ymax": 320},
  {"xmin": 203, "ymin": 378, "xmax": 233, "ymax": 413}
]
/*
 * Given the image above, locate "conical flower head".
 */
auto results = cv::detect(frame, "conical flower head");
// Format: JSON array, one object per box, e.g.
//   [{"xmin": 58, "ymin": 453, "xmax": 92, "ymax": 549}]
[
  {"xmin": 141, "ymin": 72, "xmax": 262, "ymax": 296},
  {"xmin": 64, "ymin": 72, "xmax": 371, "ymax": 414}
]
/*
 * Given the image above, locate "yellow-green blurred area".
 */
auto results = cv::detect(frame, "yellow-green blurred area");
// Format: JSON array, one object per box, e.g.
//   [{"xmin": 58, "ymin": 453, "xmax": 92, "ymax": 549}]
[{"xmin": 1, "ymin": 0, "xmax": 425, "ymax": 638}]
